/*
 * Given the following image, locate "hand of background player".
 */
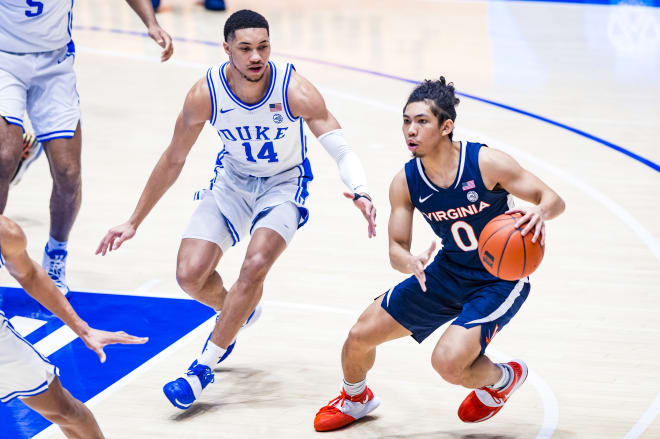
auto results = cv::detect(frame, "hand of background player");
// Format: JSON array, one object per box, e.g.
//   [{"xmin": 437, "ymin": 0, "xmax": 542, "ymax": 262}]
[
  {"xmin": 506, "ymin": 206, "xmax": 546, "ymax": 245},
  {"xmin": 343, "ymin": 192, "xmax": 377, "ymax": 238},
  {"xmin": 148, "ymin": 24, "xmax": 173, "ymax": 62},
  {"xmin": 96, "ymin": 222, "xmax": 137, "ymax": 256},
  {"xmin": 79, "ymin": 326, "xmax": 148, "ymax": 363},
  {"xmin": 408, "ymin": 241, "xmax": 436, "ymax": 292}
]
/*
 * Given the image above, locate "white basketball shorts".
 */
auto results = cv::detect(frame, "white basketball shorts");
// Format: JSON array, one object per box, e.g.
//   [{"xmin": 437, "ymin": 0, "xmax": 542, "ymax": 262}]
[
  {"xmin": 183, "ymin": 161, "xmax": 312, "ymax": 253},
  {"xmin": 0, "ymin": 45, "xmax": 80, "ymax": 142},
  {"xmin": 0, "ymin": 313, "xmax": 59, "ymax": 403}
]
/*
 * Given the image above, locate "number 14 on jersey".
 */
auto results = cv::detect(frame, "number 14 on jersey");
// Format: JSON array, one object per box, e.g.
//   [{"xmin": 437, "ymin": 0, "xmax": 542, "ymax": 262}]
[{"xmin": 242, "ymin": 141, "xmax": 279, "ymax": 163}]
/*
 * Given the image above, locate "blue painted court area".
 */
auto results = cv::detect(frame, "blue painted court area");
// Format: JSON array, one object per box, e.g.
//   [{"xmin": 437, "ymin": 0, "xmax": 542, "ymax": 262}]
[
  {"xmin": 0, "ymin": 288, "xmax": 215, "ymax": 438},
  {"xmin": 493, "ymin": 0, "xmax": 660, "ymax": 6}
]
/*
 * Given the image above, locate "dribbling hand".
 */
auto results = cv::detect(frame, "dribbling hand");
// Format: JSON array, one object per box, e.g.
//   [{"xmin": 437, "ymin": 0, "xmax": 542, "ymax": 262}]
[
  {"xmin": 408, "ymin": 241, "xmax": 436, "ymax": 292},
  {"xmin": 96, "ymin": 222, "xmax": 137, "ymax": 256},
  {"xmin": 343, "ymin": 192, "xmax": 377, "ymax": 238},
  {"xmin": 80, "ymin": 327, "xmax": 148, "ymax": 363},
  {"xmin": 506, "ymin": 206, "xmax": 546, "ymax": 246}
]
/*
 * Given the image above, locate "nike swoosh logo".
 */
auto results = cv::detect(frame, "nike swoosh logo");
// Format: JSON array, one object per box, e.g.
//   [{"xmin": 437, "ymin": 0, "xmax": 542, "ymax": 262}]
[
  {"xmin": 219, "ymin": 108, "xmax": 234, "ymax": 114},
  {"xmin": 419, "ymin": 194, "xmax": 433, "ymax": 203}
]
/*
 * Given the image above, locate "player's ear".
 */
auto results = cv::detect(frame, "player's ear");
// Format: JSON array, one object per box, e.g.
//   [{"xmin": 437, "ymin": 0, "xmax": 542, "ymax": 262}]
[
  {"xmin": 223, "ymin": 41, "xmax": 231, "ymax": 56},
  {"xmin": 441, "ymin": 119, "xmax": 454, "ymax": 137}
]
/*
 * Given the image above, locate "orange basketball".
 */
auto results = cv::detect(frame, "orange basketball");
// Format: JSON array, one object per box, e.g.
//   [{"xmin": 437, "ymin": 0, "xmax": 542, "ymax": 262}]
[{"xmin": 478, "ymin": 212, "xmax": 544, "ymax": 280}]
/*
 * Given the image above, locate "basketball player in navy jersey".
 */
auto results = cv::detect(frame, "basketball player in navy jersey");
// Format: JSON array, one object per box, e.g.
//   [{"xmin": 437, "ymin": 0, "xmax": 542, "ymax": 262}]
[
  {"xmin": 96, "ymin": 10, "xmax": 376, "ymax": 410},
  {"xmin": 0, "ymin": 215, "xmax": 147, "ymax": 438},
  {"xmin": 0, "ymin": 0, "xmax": 173, "ymax": 297},
  {"xmin": 314, "ymin": 77, "xmax": 565, "ymax": 431}
]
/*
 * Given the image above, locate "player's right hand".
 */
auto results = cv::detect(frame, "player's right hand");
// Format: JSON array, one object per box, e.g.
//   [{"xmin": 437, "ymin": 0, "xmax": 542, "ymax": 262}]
[
  {"xmin": 80, "ymin": 327, "xmax": 148, "ymax": 363},
  {"xmin": 409, "ymin": 241, "xmax": 436, "ymax": 292},
  {"xmin": 96, "ymin": 222, "xmax": 137, "ymax": 256}
]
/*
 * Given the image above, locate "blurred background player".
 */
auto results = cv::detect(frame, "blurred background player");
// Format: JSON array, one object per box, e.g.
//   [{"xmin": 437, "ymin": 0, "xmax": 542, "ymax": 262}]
[
  {"xmin": 0, "ymin": 214, "xmax": 148, "ymax": 438},
  {"xmin": 0, "ymin": 0, "xmax": 174, "ymax": 296},
  {"xmin": 96, "ymin": 9, "xmax": 377, "ymax": 410},
  {"xmin": 314, "ymin": 77, "xmax": 565, "ymax": 431}
]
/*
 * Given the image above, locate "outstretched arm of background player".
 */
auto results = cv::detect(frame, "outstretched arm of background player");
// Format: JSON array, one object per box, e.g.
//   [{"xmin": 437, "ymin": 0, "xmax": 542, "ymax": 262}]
[
  {"xmin": 287, "ymin": 71, "xmax": 376, "ymax": 238},
  {"xmin": 480, "ymin": 147, "xmax": 565, "ymax": 246},
  {"xmin": 0, "ymin": 216, "xmax": 148, "ymax": 362},
  {"xmin": 124, "ymin": 0, "xmax": 173, "ymax": 61},
  {"xmin": 96, "ymin": 78, "xmax": 211, "ymax": 255},
  {"xmin": 388, "ymin": 170, "xmax": 436, "ymax": 292}
]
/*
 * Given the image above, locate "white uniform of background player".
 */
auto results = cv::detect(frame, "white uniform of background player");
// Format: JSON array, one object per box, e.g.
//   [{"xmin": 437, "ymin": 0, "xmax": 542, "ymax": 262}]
[{"xmin": 0, "ymin": 0, "xmax": 173, "ymax": 297}]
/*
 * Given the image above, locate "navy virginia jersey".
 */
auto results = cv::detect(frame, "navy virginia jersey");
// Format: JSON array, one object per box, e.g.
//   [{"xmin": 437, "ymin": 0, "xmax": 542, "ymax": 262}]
[{"xmin": 405, "ymin": 141, "xmax": 512, "ymax": 281}]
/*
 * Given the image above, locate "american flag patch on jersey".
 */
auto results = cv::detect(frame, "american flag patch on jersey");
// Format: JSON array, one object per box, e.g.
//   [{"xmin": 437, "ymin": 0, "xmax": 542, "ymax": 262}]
[
  {"xmin": 462, "ymin": 180, "xmax": 475, "ymax": 191},
  {"xmin": 270, "ymin": 103, "xmax": 282, "ymax": 112}
]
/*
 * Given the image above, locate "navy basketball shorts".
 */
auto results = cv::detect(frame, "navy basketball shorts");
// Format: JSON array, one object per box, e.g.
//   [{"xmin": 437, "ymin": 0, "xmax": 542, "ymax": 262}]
[{"xmin": 380, "ymin": 261, "xmax": 530, "ymax": 354}]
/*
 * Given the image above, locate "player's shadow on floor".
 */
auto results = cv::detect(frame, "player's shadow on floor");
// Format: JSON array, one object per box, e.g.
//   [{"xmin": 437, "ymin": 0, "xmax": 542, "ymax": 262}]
[{"xmin": 379, "ymin": 432, "xmax": 515, "ymax": 439}]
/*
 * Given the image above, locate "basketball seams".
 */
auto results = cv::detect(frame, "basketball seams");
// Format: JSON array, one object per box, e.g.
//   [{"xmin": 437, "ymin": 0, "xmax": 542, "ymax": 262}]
[
  {"xmin": 479, "ymin": 220, "xmax": 516, "ymax": 251},
  {"xmin": 519, "ymin": 231, "xmax": 527, "ymax": 279},
  {"xmin": 496, "ymin": 228, "xmax": 518, "ymax": 279}
]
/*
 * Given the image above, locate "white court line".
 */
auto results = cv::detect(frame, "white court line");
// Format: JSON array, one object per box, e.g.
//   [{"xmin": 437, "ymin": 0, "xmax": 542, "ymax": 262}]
[
  {"xmin": 33, "ymin": 325, "xmax": 78, "ymax": 357},
  {"xmin": 623, "ymin": 393, "xmax": 660, "ymax": 439},
  {"xmin": 9, "ymin": 316, "xmax": 46, "ymax": 337},
  {"xmin": 62, "ymin": 45, "xmax": 660, "ymax": 437}
]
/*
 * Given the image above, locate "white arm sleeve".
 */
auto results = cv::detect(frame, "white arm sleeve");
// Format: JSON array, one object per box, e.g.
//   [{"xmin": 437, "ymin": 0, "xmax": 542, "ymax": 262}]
[{"xmin": 317, "ymin": 129, "xmax": 369, "ymax": 194}]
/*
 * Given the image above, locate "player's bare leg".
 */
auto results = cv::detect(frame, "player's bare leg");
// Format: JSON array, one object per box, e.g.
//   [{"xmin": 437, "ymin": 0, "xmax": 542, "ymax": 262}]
[
  {"xmin": 209, "ymin": 227, "xmax": 286, "ymax": 349},
  {"xmin": 163, "ymin": 228, "xmax": 284, "ymax": 410},
  {"xmin": 314, "ymin": 299, "xmax": 409, "ymax": 431},
  {"xmin": 43, "ymin": 122, "xmax": 82, "ymax": 243},
  {"xmin": 432, "ymin": 325, "xmax": 528, "ymax": 423},
  {"xmin": 41, "ymin": 122, "xmax": 82, "ymax": 295},
  {"xmin": 0, "ymin": 120, "xmax": 24, "ymax": 212},
  {"xmin": 22, "ymin": 377, "xmax": 103, "ymax": 439},
  {"xmin": 176, "ymin": 238, "xmax": 226, "ymax": 310}
]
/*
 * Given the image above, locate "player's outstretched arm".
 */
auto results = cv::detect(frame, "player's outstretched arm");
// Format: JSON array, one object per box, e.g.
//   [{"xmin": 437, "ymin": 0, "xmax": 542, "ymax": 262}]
[
  {"xmin": 124, "ymin": 0, "xmax": 173, "ymax": 61},
  {"xmin": 0, "ymin": 216, "xmax": 148, "ymax": 362},
  {"xmin": 387, "ymin": 170, "xmax": 436, "ymax": 291},
  {"xmin": 287, "ymin": 71, "xmax": 376, "ymax": 237},
  {"xmin": 96, "ymin": 78, "xmax": 211, "ymax": 255},
  {"xmin": 480, "ymin": 147, "xmax": 566, "ymax": 246}
]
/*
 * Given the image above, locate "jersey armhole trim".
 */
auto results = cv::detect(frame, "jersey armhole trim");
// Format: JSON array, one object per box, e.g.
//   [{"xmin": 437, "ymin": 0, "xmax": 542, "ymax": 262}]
[
  {"xmin": 207, "ymin": 67, "xmax": 218, "ymax": 125},
  {"xmin": 282, "ymin": 63, "xmax": 298, "ymax": 122}
]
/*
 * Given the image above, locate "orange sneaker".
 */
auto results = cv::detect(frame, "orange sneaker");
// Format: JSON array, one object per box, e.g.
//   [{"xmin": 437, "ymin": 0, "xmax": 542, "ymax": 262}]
[
  {"xmin": 457, "ymin": 360, "xmax": 528, "ymax": 423},
  {"xmin": 314, "ymin": 387, "xmax": 381, "ymax": 432}
]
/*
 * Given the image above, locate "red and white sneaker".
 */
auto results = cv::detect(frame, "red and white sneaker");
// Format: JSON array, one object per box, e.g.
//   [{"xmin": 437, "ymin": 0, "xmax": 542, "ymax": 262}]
[
  {"xmin": 10, "ymin": 132, "xmax": 42, "ymax": 187},
  {"xmin": 314, "ymin": 387, "xmax": 381, "ymax": 431},
  {"xmin": 458, "ymin": 360, "xmax": 528, "ymax": 423}
]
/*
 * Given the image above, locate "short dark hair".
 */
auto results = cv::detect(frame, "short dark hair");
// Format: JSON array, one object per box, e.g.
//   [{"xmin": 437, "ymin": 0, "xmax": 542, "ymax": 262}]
[
  {"xmin": 405, "ymin": 77, "xmax": 460, "ymax": 140},
  {"xmin": 223, "ymin": 9, "xmax": 269, "ymax": 42}
]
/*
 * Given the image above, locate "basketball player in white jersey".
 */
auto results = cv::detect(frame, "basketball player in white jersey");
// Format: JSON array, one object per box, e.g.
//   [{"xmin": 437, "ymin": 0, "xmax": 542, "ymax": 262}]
[
  {"xmin": 0, "ymin": 0, "xmax": 173, "ymax": 297},
  {"xmin": 96, "ymin": 9, "xmax": 377, "ymax": 409},
  {"xmin": 0, "ymin": 215, "xmax": 147, "ymax": 438}
]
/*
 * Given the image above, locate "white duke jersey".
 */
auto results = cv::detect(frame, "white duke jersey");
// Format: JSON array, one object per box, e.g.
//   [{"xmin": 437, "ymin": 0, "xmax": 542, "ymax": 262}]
[
  {"xmin": 0, "ymin": 0, "xmax": 73, "ymax": 53},
  {"xmin": 206, "ymin": 60, "xmax": 309, "ymax": 178}
]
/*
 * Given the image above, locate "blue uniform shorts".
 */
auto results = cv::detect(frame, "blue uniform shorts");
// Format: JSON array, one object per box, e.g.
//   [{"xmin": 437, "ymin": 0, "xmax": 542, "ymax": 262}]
[{"xmin": 380, "ymin": 259, "xmax": 530, "ymax": 354}]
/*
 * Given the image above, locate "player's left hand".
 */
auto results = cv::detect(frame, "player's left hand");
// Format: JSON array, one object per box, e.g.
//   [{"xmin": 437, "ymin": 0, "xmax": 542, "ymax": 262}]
[
  {"xmin": 79, "ymin": 327, "xmax": 149, "ymax": 363},
  {"xmin": 506, "ymin": 206, "xmax": 546, "ymax": 245},
  {"xmin": 147, "ymin": 24, "xmax": 173, "ymax": 62},
  {"xmin": 344, "ymin": 192, "xmax": 377, "ymax": 238}
]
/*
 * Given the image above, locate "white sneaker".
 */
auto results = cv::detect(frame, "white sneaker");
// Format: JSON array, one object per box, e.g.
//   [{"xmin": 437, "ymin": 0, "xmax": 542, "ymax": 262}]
[
  {"xmin": 11, "ymin": 133, "xmax": 43, "ymax": 187},
  {"xmin": 42, "ymin": 245, "xmax": 70, "ymax": 296}
]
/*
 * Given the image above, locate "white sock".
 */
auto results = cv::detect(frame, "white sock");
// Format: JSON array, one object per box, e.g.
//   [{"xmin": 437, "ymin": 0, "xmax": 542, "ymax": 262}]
[
  {"xmin": 47, "ymin": 236, "xmax": 67, "ymax": 252},
  {"xmin": 489, "ymin": 363, "xmax": 512, "ymax": 390},
  {"xmin": 197, "ymin": 341, "xmax": 226, "ymax": 368},
  {"xmin": 343, "ymin": 378, "xmax": 366, "ymax": 397}
]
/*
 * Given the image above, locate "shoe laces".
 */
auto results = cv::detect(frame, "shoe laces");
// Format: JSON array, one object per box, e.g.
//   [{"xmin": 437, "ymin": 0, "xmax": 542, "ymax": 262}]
[
  {"xmin": 318, "ymin": 389, "xmax": 367, "ymax": 415},
  {"xmin": 482, "ymin": 386, "xmax": 505, "ymax": 404},
  {"xmin": 188, "ymin": 363, "xmax": 215, "ymax": 384},
  {"xmin": 45, "ymin": 256, "xmax": 66, "ymax": 281}
]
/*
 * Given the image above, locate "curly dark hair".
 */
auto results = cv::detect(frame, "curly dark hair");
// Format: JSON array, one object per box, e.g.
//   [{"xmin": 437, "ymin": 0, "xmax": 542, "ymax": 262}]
[
  {"xmin": 405, "ymin": 77, "xmax": 460, "ymax": 140},
  {"xmin": 224, "ymin": 9, "xmax": 269, "ymax": 42}
]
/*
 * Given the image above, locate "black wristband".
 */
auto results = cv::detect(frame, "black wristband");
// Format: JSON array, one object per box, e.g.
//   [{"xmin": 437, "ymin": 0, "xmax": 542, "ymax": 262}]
[{"xmin": 353, "ymin": 192, "xmax": 372, "ymax": 202}]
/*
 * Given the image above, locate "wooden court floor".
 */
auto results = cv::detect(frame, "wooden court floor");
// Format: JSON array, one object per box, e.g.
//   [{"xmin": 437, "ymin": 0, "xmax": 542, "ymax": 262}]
[{"xmin": 2, "ymin": 0, "xmax": 660, "ymax": 437}]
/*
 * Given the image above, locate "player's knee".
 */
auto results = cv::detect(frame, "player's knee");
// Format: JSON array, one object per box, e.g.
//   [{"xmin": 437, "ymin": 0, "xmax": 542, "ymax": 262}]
[
  {"xmin": 176, "ymin": 264, "xmax": 206, "ymax": 294},
  {"xmin": 0, "ymin": 143, "xmax": 21, "ymax": 179},
  {"xmin": 238, "ymin": 253, "xmax": 270, "ymax": 286},
  {"xmin": 345, "ymin": 323, "xmax": 374, "ymax": 351},
  {"xmin": 52, "ymin": 163, "xmax": 81, "ymax": 193},
  {"xmin": 431, "ymin": 349, "xmax": 466, "ymax": 385}
]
